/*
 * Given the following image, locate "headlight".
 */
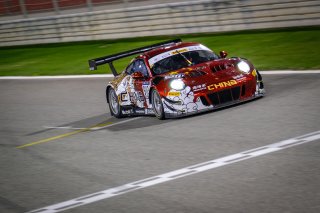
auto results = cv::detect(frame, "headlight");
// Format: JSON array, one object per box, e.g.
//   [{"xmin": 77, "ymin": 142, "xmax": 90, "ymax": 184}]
[
  {"xmin": 237, "ymin": 61, "xmax": 251, "ymax": 73},
  {"xmin": 170, "ymin": 79, "xmax": 185, "ymax": 90}
]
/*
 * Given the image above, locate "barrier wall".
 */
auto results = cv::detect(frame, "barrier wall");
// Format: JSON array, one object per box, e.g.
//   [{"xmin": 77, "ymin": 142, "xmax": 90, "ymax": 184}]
[
  {"xmin": 0, "ymin": 0, "xmax": 144, "ymax": 16},
  {"xmin": 0, "ymin": 0, "xmax": 319, "ymax": 46}
]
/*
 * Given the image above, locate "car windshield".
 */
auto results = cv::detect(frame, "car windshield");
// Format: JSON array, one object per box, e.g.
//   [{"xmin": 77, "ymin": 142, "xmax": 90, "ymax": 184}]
[{"xmin": 151, "ymin": 50, "xmax": 219, "ymax": 75}]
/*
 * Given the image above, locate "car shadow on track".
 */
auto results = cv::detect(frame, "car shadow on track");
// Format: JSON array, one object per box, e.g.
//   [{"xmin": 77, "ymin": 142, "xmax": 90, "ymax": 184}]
[
  {"xmin": 105, "ymin": 115, "xmax": 174, "ymax": 131},
  {"xmin": 26, "ymin": 113, "xmax": 173, "ymax": 135},
  {"xmin": 106, "ymin": 97, "xmax": 263, "ymax": 131},
  {"xmin": 26, "ymin": 97, "xmax": 264, "ymax": 135}
]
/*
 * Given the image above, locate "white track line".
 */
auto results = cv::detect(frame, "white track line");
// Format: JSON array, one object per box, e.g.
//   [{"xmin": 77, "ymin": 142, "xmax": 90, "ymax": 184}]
[
  {"xmin": 0, "ymin": 74, "xmax": 113, "ymax": 80},
  {"xmin": 90, "ymin": 117, "xmax": 141, "ymax": 130},
  {"xmin": 43, "ymin": 126, "xmax": 88, "ymax": 130},
  {"xmin": 259, "ymin": 70, "xmax": 320, "ymax": 74},
  {"xmin": 26, "ymin": 130, "xmax": 320, "ymax": 213},
  {"xmin": 1, "ymin": 70, "xmax": 320, "ymax": 80}
]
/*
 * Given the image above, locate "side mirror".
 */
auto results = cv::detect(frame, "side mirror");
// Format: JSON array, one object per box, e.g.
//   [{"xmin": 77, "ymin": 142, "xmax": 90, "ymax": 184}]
[
  {"xmin": 220, "ymin": 51, "xmax": 228, "ymax": 58},
  {"xmin": 131, "ymin": 71, "xmax": 145, "ymax": 79}
]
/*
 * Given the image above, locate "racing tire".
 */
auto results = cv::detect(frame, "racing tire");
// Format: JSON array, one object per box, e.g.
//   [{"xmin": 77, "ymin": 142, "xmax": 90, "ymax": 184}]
[
  {"xmin": 151, "ymin": 89, "xmax": 165, "ymax": 120},
  {"xmin": 256, "ymin": 70, "xmax": 264, "ymax": 89},
  {"xmin": 107, "ymin": 87, "xmax": 123, "ymax": 118}
]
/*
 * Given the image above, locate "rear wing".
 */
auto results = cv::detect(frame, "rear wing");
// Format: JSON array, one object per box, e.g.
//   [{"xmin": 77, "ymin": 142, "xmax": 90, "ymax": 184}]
[{"xmin": 88, "ymin": 39, "xmax": 182, "ymax": 76}]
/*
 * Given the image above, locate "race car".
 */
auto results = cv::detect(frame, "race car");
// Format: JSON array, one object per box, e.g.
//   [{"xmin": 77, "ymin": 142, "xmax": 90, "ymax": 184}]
[{"xmin": 88, "ymin": 39, "xmax": 264, "ymax": 120}]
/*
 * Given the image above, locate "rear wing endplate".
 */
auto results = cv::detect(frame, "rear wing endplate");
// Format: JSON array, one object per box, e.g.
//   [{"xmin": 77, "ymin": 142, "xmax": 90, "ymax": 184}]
[{"xmin": 88, "ymin": 39, "xmax": 182, "ymax": 76}]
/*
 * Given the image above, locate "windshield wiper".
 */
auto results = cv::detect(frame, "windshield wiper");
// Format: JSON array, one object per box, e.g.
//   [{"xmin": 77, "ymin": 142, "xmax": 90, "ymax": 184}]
[{"xmin": 174, "ymin": 50, "xmax": 192, "ymax": 66}]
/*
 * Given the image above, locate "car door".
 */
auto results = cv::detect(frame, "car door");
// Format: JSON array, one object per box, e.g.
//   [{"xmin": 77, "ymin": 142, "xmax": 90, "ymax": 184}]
[{"xmin": 126, "ymin": 59, "xmax": 151, "ymax": 109}]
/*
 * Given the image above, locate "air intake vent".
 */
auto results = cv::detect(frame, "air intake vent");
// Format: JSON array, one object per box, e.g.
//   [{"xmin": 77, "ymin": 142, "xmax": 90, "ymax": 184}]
[
  {"xmin": 186, "ymin": 70, "xmax": 206, "ymax": 78},
  {"xmin": 207, "ymin": 86, "xmax": 241, "ymax": 105},
  {"xmin": 231, "ymin": 86, "xmax": 241, "ymax": 100},
  {"xmin": 211, "ymin": 64, "xmax": 226, "ymax": 72},
  {"xmin": 207, "ymin": 92, "xmax": 220, "ymax": 105},
  {"xmin": 200, "ymin": 96, "xmax": 210, "ymax": 106},
  {"xmin": 211, "ymin": 63, "xmax": 233, "ymax": 72},
  {"xmin": 241, "ymin": 85, "xmax": 246, "ymax": 96}
]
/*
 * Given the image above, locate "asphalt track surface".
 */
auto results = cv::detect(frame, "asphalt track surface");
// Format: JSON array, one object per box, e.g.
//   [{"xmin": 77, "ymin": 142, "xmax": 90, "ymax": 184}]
[{"xmin": 0, "ymin": 73, "xmax": 319, "ymax": 213}]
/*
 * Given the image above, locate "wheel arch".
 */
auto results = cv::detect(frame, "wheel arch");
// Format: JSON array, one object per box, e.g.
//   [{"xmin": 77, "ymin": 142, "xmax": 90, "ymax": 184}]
[
  {"xmin": 106, "ymin": 85, "xmax": 113, "ymax": 103},
  {"xmin": 148, "ymin": 86, "xmax": 157, "ymax": 104},
  {"xmin": 150, "ymin": 88, "xmax": 165, "ymax": 120}
]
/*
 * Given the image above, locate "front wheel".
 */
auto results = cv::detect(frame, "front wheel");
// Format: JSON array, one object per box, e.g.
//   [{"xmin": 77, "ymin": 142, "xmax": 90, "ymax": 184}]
[
  {"xmin": 107, "ymin": 87, "xmax": 123, "ymax": 118},
  {"xmin": 151, "ymin": 89, "xmax": 165, "ymax": 120}
]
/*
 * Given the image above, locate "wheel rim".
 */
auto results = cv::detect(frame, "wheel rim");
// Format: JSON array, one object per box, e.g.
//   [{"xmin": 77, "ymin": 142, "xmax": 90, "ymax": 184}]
[
  {"xmin": 153, "ymin": 91, "xmax": 163, "ymax": 116},
  {"xmin": 109, "ymin": 89, "xmax": 119, "ymax": 115}
]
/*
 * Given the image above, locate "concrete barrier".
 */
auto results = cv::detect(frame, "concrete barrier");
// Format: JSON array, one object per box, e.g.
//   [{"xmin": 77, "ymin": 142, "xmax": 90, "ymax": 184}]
[{"xmin": 0, "ymin": 0, "xmax": 319, "ymax": 46}]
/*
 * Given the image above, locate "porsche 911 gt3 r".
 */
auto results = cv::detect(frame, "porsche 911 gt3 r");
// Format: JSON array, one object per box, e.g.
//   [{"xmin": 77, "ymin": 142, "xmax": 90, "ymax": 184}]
[{"xmin": 89, "ymin": 39, "xmax": 265, "ymax": 120}]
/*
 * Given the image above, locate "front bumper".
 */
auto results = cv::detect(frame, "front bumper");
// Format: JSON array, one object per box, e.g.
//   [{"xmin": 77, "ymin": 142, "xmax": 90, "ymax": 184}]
[
  {"xmin": 164, "ymin": 93, "xmax": 264, "ymax": 118},
  {"xmin": 162, "ymin": 81, "xmax": 265, "ymax": 118}
]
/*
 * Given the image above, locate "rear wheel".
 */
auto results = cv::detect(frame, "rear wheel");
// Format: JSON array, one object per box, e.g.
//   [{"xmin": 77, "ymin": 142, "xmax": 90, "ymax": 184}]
[
  {"xmin": 107, "ymin": 87, "xmax": 123, "ymax": 118},
  {"xmin": 151, "ymin": 89, "xmax": 165, "ymax": 120}
]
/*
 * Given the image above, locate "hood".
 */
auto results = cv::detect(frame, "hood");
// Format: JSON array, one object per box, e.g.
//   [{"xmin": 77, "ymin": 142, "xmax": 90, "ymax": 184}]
[
  {"xmin": 152, "ymin": 58, "xmax": 252, "ymax": 88},
  {"xmin": 159, "ymin": 58, "xmax": 246, "ymax": 79}
]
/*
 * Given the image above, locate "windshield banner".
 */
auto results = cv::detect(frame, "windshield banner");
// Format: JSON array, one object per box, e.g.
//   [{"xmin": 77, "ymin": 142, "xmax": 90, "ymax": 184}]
[{"xmin": 148, "ymin": 45, "xmax": 211, "ymax": 68}]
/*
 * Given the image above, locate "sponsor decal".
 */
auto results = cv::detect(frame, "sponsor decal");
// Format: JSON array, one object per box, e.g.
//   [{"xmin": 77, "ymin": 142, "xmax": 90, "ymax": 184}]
[
  {"xmin": 192, "ymin": 84, "xmax": 206, "ymax": 92},
  {"xmin": 148, "ymin": 45, "xmax": 212, "ymax": 67},
  {"xmin": 252, "ymin": 69, "xmax": 257, "ymax": 77},
  {"xmin": 135, "ymin": 109, "xmax": 145, "ymax": 114},
  {"xmin": 134, "ymin": 91, "xmax": 145, "ymax": 102},
  {"xmin": 120, "ymin": 92, "xmax": 128, "ymax": 102},
  {"xmin": 168, "ymin": 91, "xmax": 181, "ymax": 96},
  {"xmin": 164, "ymin": 73, "xmax": 185, "ymax": 79},
  {"xmin": 146, "ymin": 109, "xmax": 154, "ymax": 114},
  {"xmin": 120, "ymin": 91, "xmax": 145, "ymax": 102},
  {"xmin": 122, "ymin": 109, "xmax": 133, "ymax": 115},
  {"xmin": 142, "ymin": 84, "xmax": 150, "ymax": 100},
  {"xmin": 171, "ymin": 48, "xmax": 188, "ymax": 54},
  {"xmin": 233, "ymin": 74, "xmax": 244, "ymax": 80},
  {"xmin": 207, "ymin": 80, "xmax": 238, "ymax": 90}
]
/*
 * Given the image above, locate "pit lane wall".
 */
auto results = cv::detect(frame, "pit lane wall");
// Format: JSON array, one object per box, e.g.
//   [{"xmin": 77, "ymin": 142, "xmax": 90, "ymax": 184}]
[{"xmin": 0, "ymin": 0, "xmax": 319, "ymax": 47}]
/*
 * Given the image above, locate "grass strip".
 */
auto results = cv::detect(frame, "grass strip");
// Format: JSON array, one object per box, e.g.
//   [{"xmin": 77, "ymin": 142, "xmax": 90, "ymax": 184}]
[{"xmin": 0, "ymin": 27, "xmax": 319, "ymax": 76}]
